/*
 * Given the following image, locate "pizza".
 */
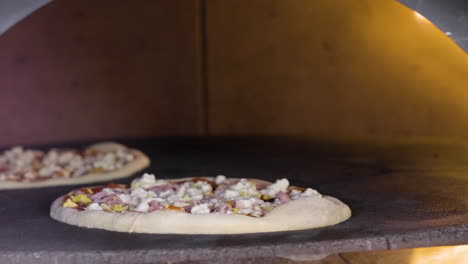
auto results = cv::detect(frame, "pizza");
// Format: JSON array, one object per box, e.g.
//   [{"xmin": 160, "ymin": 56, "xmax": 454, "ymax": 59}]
[
  {"xmin": 50, "ymin": 174, "xmax": 351, "ymax": 234},
  {"xmin": 0, "ymin": 142, "xmax": 149, "ymax": 189}
]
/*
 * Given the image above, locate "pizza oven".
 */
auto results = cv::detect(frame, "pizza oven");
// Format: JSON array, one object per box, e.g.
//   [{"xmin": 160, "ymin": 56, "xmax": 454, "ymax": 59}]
[{"xmin": 0, "ymin": 0, "xmax": 467, "ymax": 263}]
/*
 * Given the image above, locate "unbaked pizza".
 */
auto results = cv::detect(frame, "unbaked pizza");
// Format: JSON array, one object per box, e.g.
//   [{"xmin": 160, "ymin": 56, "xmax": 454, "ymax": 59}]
[
  {"xmin": 0, "ymin": 142, "xmax": 149, "ymax": 189},
  {"xmin": 50, "ymin": 174, "xmax": 351, "ymax": 234}
]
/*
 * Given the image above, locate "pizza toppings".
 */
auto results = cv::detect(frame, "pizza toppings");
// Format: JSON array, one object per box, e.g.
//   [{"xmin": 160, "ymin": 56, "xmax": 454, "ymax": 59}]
[
  {"xmin": 0, "ymin": 146, "xmax": 135, "ymax": 182},
  {"xmin": 61, "ymin": 174, "xmax": 322, "ymax": 218}
]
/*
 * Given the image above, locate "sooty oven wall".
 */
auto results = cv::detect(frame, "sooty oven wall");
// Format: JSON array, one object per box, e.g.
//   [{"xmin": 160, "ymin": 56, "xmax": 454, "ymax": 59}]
[
  {"xmin": 1, "ymin": 0, "xmax": 468, "ymax": 146},
  {"xmin": 206, "ymin": 0, "xmax": 468, "ymax": 138},
  {"xmin": 0, "ymin": 0, "xmax": 204, "ymax": 146}
]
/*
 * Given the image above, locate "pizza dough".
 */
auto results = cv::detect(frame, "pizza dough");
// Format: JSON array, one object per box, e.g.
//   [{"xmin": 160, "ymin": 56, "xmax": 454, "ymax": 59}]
[
  {"xmin": 50, "ymin": 176, "xmax": 351, "ymax": 234},
  {"xmin": 0, "ymin": 142, "xmax": 150, "ymax": 189}
]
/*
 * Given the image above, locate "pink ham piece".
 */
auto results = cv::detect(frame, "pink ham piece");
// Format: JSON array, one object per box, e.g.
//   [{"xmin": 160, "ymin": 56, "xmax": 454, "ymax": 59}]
[
  {"xmin": 148, "ymin": 200, "xmax": 162, "ymax": 212},
  {"xmin": 149, "ymin": 183, "xmax": 179, "ymax": 193},
  {"xmin": 183, "ymin": 204, "xmax": 194, "ymax": 212},
  {"xmin": 93, "ymin": 194, "xmax": 124, "ymax": 206},
  {"xmin": 277, "ymin": 191, "xmax": 291, "ymax": 204},
  {"xmin": 111, "ymin": 188, "xmax": 131, "ymax": 194},
  {"xmin": 255, "ymin": 182, "xmax": 269, "ymax": 190},
  {"xmin": 90, "ymin": 191, "xmax": 108, "ymax": 201}
]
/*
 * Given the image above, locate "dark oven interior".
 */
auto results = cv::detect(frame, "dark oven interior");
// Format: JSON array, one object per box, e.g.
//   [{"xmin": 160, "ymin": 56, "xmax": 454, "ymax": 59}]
[{"xmin": 0, "ymin": 0, "xmax": 467, "ymax": 263}]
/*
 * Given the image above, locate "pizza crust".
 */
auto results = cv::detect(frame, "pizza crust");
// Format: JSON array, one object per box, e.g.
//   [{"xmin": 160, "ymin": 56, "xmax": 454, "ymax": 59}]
[
  {"xmin": 0, "ymin": 142, "xmax": 150, "ymax": 190},
  {"xmin": 50, "ymin": 177, "xmax": 351, "ymax": 234}
]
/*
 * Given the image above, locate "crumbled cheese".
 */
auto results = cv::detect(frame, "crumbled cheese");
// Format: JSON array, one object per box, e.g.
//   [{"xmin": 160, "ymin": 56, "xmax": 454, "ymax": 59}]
[
  {"xmin": 234, "ymin": 197, "xmax": 266, "ymax": 216},
  {"xmin": 103, "ymin": 188, "xmax": 115, "ymax": 195},
  {"xmin": 223, "ymin": 190, "xmax": 239, "ymax": 199},
  {"xmin": 131, "ymin": 173, "xmax": 159, "ymax": 189},
  {"xmin": 235, "ymin": 198, "xmax": 255, "ymax": 209},
  {"xmin": 290, "ymin": 188, "xmax": 321, "ymax": 199},
  {"xmin": 239, "ymin": 208, "xmax": 253, "ymax": 215},
  {"xmin": 135, "ymin": 199, "xmax": 150, "ymax": 212},
  {"xmin": 58, "ymin": 151, "xmax": 75, "ymax": 164},
  {"xmin": 231, "ymin": 179, "xmax": 255, "ymax": 193},
  {"xmin": 193, "ymin": 194, "xmax": 204, "ymax": 201},
  {"xmin": 179, "ymin": 181, "xmax": 212, "ymax": 201},
  {"xmin": 86, "ymin": 203, "xmax": 103, "ymax": 211},
  {"xmin": 301, "ymin": 188, "xmax": 321, "ymax": 197},
  {"xmin": 173, "ymin": 202, "xmax": 190, "ymax": 207},
  {"xmin": 191, "ymin": 204, "xmax": 210, "ymax": 214},
  {"xmin": 223, "ymin": 179, "xmax": 259, "ymax": 199},
  {"xmin": 176, "ymin": 185, "xmax": 186, "ymax": 197},
  {"xmin": 131, "ymin": 188, "xmax": 149, "ymax": 199},
  {"xmin": 262, "ymin": 178, "xmax": 289, "ymax": 197},
  {"xmin": 118, "ymin": 194, "xmax": 132, "ymax": 204},
  {"xmin": 200, "ymin": 183, "xmax": 212, "ymax": 193},
  {"xmin": 289, "ymin": 189, "xmax": 301, "ymax": 199},
  {"xmin": 39, "ymin": 164, "xmax": 60, "ymax": 177},
  {"xmin": 215, "ymin": 175, "xmax": 227, "ymax": 184}
]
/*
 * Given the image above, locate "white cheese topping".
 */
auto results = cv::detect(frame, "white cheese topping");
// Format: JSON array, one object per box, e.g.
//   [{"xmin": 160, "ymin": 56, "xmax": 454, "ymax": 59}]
[
  {"xmin": 191, "ymin": 204, "xmax": 210, "ymax": 214},
  {"xmin": 135, "ymin": 198, "xmax": 153, "ymax": 213},
  {"xmin": 86, "ymin": 203, "xmax": 103, "ymax": 211},
  {"xmin": 262, "ymin": 178, "xmax": 289, "ymax": 197},
  {"xmin": 131, "ymin": 188, "xmax": 149, "ymax": 199},
  {"xmin": 118, "ymin": 194, "xmax": 138, "ymax": 205},
  {"xmin": 176, "ymin": 181, "xmax": 213, "ymax": 202},
  {"xmin": 222, "ymin": 179, "xmax": 259, "ymax": 199},
  {"xmin": 303, "ymin": 188, "xmax": 322, "ymax": 197},
  {"xmin": 103, "ymin": 188, "xmax": 115, "ymax": 195},
  {"xmin": 66, "ymin": 175, "xmax": 322, "ymax": 218},
  {"xmin": 173, "ymin": 202, "xmax": 190, "ymax": 208},
  {"xmin": 235, "ymin": 198, "xmax": 255, "ymax": 209},
  {"xmin": 131, "ymin": 173, "xmax": 164, "ymax": 189},
  {"xmin": 224, "ymin": 190, "xmax": 239, "ymax": 199},
  {"xmin": 215, "ymin": 175, "xmax": 227, "ymax": 184},
  {"xmin": 290, "ymin": 188, "xmax": 322, "ymax": 199}
]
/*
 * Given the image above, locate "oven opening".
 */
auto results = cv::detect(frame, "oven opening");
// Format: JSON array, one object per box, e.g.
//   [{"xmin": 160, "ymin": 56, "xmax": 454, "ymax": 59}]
[{"xmin": 0, "ymin": 0, "xmax": 466, "ymax": 263}]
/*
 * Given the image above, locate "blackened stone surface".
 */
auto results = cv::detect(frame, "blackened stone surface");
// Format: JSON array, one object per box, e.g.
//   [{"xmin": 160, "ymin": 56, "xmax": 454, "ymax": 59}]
[{"xmin": 0, "ymin": 137, "xmax": 467, "ymax": 263}]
